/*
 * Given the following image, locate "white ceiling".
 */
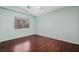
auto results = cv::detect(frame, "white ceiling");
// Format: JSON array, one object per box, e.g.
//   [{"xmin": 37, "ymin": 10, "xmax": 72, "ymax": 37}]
[{"xmin": 20, "ymin": 6, "xmax": 66, "ymax": 16}]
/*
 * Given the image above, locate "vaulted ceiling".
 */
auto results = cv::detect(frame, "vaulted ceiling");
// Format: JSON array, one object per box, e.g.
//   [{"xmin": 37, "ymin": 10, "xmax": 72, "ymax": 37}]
[{"xmin": 1, "ymin": 6, "xmax": 67, "ymax": 16}]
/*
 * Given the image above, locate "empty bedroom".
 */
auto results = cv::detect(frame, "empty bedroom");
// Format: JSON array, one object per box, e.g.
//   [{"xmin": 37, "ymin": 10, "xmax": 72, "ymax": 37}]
[{"xmin": 0, "ymin": 6, "xmax": 79, "ymax": 52}]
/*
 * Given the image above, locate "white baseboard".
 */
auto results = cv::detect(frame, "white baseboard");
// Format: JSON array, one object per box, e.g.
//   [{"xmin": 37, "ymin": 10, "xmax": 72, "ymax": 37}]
[{"xmin": 37, "ymin": 33, "xmax": 79, "ymax": 45}]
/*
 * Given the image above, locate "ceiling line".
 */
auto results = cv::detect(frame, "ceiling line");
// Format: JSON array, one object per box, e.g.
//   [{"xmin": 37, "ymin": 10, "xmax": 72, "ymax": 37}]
[{"xmin": 0, "ymin": 7, "xmax": 36, "ymax": 17}]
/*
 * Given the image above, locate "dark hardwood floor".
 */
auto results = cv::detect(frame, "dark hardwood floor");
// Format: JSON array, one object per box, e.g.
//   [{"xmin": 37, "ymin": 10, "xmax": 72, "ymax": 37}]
[{"xmin": 0, "ymin": 34, "xmax": 79, "ymax": 52}]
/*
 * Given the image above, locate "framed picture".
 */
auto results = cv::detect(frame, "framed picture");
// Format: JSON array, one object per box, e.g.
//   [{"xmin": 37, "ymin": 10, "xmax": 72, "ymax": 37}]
[{"xmin": 15, "ymin": 16, "xmax": 29, "ymax": 29}]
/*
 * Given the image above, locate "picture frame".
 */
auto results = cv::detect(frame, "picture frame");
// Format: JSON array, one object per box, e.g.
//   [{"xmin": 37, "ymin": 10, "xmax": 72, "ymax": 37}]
[{"xmin": 15, "ymin": 16, "xmax": 29, "ymax": 29}]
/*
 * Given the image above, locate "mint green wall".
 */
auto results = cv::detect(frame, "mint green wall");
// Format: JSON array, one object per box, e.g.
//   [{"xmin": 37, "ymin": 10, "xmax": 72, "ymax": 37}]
[
  {"xmin": 36, "ymin": 7, "xmax": 79, "ymax": 44},
  {"xmin": 77, "ymin": 7, "xmax": 79, "ymax": 40},
  {"xmin": 0, "ymin": 7, "xmax": 36, "ymax": 42}
]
